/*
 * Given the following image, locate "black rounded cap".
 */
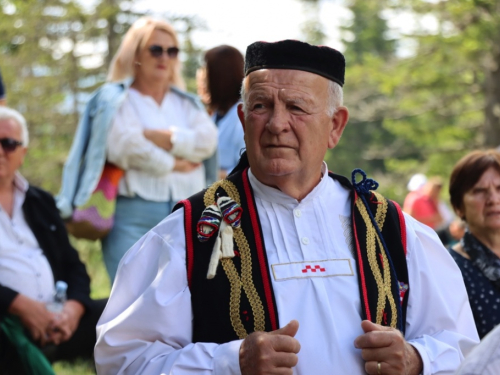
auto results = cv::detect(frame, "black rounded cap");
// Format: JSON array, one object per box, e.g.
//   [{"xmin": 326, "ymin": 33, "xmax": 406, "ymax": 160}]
[{"xmin": 244, "ymin": 39, "xmax": 345, "ymax": 86}]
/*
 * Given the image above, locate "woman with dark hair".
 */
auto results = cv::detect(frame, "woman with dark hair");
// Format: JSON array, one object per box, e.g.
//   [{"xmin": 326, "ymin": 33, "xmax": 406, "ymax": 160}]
[
  {"xmin": 449, "ymin": 149, "xmax": 500, "ymax": 338},
  {"xmin": 197, "ymin": 45, "xmax": 246, "ymax": 179}
]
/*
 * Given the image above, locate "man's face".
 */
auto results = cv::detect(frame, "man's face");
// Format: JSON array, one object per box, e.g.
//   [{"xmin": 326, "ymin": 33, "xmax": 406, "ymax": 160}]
[
  {"xmin": 238, "ymin": 69, "xmax": 348, "ymax": 188},
  {"xmin": 0, "ymin": 118, "xmax": 26, "ymax": 184}
]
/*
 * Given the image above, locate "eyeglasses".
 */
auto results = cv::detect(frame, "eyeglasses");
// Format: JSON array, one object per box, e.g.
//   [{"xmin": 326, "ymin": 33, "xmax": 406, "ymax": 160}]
[
  {"xmin": 148, "ymin": 45, "xmax": 180, "ymax": 59},
  {"xmin": 0, "ymin": 138, "xmax": 23, "ymax": 153}
]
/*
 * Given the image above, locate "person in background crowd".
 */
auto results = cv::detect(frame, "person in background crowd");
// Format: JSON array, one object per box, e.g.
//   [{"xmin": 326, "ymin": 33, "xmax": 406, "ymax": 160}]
[
  {"xmin": 95, "ymin": 39, "xmax": 478, "ymax": 375},
  {"xmin": 404, "ymin": 176, "xmax": 445, "ymax": 230},
  {"xmin": 0, "ymin": 69, "xmax": 6, "ymax": 106},
  {"xmin": 448, "ymin": 218, "xmax": 466, "ymax": 245},
  {"xmin": 449, "ymin": 149, "xmax": 500, "ymax": 339},
  {"xmin": 0, "ymin": 107, "xmax": 106, "ymax": 374},
  {"xmin": 57, "ymin": 17, "xmax": 218, "ymax": 283},
  {"xmin": 197, "ymin": 45, "xmax": 246, "ymax": 180}
]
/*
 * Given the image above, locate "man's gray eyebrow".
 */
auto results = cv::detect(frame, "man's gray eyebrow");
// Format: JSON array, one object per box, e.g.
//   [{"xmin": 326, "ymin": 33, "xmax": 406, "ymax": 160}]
[{"xmin": 248, "ymin": 93, "xmax": 269, "ymax": 101}]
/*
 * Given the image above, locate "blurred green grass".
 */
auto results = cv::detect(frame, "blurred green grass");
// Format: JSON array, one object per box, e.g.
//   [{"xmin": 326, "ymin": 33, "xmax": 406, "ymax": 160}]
[{"xmin": 53, "ymin": 238, "xmax": 111, "ymax": 374}]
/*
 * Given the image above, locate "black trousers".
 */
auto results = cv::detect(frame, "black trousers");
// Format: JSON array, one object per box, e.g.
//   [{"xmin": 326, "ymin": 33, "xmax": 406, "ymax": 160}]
[{"xmin": 0, "ymin": 298, "xmax": 107, "ymax": 375}]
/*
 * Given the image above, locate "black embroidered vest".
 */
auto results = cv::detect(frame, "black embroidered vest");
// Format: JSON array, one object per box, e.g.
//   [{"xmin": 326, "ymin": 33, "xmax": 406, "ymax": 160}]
[{"xmin": 173, "ymin": 166, "xmax": 409, "ymax": 343}]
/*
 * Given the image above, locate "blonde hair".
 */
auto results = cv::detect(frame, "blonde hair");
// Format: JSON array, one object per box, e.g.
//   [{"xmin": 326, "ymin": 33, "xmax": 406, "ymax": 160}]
[{"xmin": 107, "ymin": 17, "xmax": 185, "ymax": 89}]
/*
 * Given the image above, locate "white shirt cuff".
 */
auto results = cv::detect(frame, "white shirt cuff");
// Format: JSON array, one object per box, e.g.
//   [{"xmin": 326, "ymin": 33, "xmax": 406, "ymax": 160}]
[
  {"xmin": 213, "ymin": 339, "xmax": 243, "ymax": 375},
  {"xmin": 170, "ymin": 127, "xmax": 196, "ymax": 159},
  {"xmin": 408, "ymin": 341, "xmax": 429, "ymax": 375}
]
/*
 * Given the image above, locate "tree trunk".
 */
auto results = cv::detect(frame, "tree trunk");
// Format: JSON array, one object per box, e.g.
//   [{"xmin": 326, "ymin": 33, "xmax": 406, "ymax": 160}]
[{"xmin": 483, "ymin": 46, "xmax": 500, "ymax": 147}]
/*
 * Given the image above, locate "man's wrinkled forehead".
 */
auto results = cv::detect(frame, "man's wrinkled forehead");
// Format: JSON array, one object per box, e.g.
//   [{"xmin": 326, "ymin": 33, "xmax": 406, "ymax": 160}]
[
  {"xmin": 244, "ymin": 39, "xmax": 345, "ymax": 87},
  {"xmin": 244, "ymin": 69, "xmax": 328, "ymax": 94}
]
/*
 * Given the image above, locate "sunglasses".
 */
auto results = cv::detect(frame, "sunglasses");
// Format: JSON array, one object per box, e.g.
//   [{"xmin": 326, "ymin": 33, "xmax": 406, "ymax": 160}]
[
  {"xmin": 0, "ymin": 137, "xmax": 23, "ymax": 153},
  {"xmin": 148, "ymin": 45, "xmax": 180, "ymax": 59}
]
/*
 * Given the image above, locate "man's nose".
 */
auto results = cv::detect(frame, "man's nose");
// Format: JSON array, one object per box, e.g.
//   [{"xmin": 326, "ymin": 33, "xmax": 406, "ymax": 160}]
[{"xmin": 266, "ymin": 105, "xmax": 290, "ymax": 134}]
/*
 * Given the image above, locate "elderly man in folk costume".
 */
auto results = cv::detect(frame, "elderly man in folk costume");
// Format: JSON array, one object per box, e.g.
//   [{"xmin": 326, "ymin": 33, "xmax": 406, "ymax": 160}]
[{"xmin": 95, "ymin": 40, "xmax": 479, "ymax": 375}]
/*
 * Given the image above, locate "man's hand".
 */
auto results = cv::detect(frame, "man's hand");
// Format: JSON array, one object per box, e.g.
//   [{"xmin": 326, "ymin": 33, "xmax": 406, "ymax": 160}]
[
  {"xmin": 47, "ymin": 300, "xmax": 85, "ymax": 345},
  {"xmin": 239, "ymin": 320, "xmax": 301, "ymax": 375},
  {"xmin": 354, "ymin": 320, "xmax": 423, "ymax": 375},
  {"xmin": 8, "ymin": 294, "xmax": 54, "ymax": 346}
]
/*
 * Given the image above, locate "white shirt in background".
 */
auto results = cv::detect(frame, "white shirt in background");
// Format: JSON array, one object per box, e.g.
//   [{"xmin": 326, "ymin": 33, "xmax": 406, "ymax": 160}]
[
  {"xmin": 0, "ymin": 172, "xmax": 55, "ymax": 303},
  {"xmin": 106, "ymin": 88, "xmax": 218, "ymax": 202},
  {"xmin": 95, "ymin": 163, "xmax": 479, "ymax": 375}
]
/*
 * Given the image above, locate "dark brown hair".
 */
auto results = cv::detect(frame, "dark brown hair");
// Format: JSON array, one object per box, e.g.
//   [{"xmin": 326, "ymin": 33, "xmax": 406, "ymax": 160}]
[
  {"xmin": 449, "ymin": 149, "xmax": 500, "ymax": 214},
  {"xmin": 204, "ymin": 45, "xmax": 244, "ymax": 114}
]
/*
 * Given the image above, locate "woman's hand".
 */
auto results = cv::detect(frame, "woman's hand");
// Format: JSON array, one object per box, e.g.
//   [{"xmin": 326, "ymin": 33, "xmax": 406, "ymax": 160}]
[
  {"xmin": 8, "ymin": 294, "xmax": 54, "ymax": 346},
  {"xmin": 174, "ymin": 158, "xmax": 201, "ymax": 172},
  {"xmin": 47, "ymin": 300, "xmax": 85, "ymax": 345},
  {"xmin": 143, "ymin": 129, "xmax": 173, "ymax": 151}
]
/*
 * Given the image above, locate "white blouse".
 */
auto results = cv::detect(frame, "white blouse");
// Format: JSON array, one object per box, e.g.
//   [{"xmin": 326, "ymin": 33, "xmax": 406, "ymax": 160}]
[
  {"xmin": 106, "ymin": 88, "xmax": 217, "ymax": 202},
  {"xmin": 0, "ymin": 172, "xmax": 55, "ymax": 303},
  {"xmin": 95, "ymin": 164, "xmax": 479, "ymax": 375}
]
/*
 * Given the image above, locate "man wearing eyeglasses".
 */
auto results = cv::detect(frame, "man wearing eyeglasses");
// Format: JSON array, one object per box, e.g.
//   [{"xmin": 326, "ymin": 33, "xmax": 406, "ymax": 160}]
[{"xmin": 0, "ymin": 107, "xmax": 106, "ymax": 373}]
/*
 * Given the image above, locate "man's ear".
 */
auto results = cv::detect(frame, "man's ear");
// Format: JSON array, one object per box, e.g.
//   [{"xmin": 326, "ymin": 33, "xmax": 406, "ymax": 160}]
[
  {"xmin": 237, "ymin": 103, "xmax": 246, "ymax": 132},
  {"xmin": 328, "ymin": 106, "xmax": 349, "ymax": 149}
]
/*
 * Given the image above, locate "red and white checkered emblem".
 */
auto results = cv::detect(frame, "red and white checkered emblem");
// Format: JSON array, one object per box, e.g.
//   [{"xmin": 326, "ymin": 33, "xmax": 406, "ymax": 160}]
[
  {"xmin": 272, "ymin": 259, "xmax": 354, "ymax": 281},
  {"xmin": 301, "ymin": 265, "xmax": 326, "ymax": 273}
]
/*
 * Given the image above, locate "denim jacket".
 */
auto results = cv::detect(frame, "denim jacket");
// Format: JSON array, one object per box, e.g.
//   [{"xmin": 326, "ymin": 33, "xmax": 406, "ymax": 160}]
[{"xmin": 56, "ymin": 80, "xmax": 218, "ymax": 219}]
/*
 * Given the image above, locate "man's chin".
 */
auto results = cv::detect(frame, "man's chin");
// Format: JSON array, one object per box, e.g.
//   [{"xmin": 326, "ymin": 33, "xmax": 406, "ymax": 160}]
[{"xmin": 259, "ymin": 161, "xmax": 298, "ymax": 178}]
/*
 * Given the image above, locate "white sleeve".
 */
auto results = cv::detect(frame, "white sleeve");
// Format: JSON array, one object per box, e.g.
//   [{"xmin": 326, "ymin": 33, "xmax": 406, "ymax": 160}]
[
  {"xmin": 403, "ymin": 214, "xmax": 479, "ymax": 375},
  {"xmin": 170, "ymin": 100, "xmax": 218, "ymax": 163},
  {"xmin": 106, "ymin": 102, "xmax": 175, "ymax": 175},
  {"xmin": 94, "ymin": 208, "xmax": 243, "ymax": 375}
]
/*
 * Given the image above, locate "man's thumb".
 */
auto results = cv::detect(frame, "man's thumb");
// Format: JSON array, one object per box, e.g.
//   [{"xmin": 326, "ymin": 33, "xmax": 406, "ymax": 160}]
[
  {"xmin": 361, "ymin": 319, "xmax": 391, "ymax": 333},
  {"xmin": 271, "ymin": 320, "xmax": 299, "ymax": 337}
]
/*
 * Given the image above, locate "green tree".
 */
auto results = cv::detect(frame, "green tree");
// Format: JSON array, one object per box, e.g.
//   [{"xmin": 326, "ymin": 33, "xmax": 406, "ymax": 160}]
[
  {"xmin": 325, "ymin": 0, "xmax": 400, "ymax": 189},
  {"xmin": 0, "ymin": 0, "xmax": 205, "ymax": 193},
  {"xmin": 0, "ymin": 0, "xmax": 143, "ymax": 192}
]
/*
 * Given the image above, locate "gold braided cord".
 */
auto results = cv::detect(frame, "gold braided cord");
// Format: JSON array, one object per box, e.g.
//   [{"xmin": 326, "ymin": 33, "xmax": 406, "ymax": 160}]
[
  {"xmin": 375, "ymin": 234, "xmax": 397, "ymax": 328},
  {"xmin": 371, "ymin": 192, "xmax": 397, "ymax": 328},
  {"xmin": 373, "ymin": 191, "xmax": 388, "ymax": 232},
  {"xmin": 221, "ymin": 259, "xmax": 247, "ymax": 338},
  {"xmin": 233, "ymin": 227, "xmax": 266, "ymax": 332},
  {"xmin": 355, "ymin": 195, "xmax": 397, "ymax": 327},
  {"xmin": 372, "ymin": 191, "xmax": 397, "ymax": 328},
  {"xmin": 356, "ymin": 199, "xmax": 386, "ymax": 325},
  {"xmin": 202, "ymin": 179, "xmax": 266, "ymax": 337},
  {"xmin": 204, "ymin": 180, "xmax": 241, "ymax": 207}
]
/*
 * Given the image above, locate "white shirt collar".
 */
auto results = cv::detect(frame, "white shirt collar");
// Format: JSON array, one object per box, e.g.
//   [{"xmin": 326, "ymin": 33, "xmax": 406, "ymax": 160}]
[
  {"xmin": 248, "ymin": 162, "xmax": 329, "ymax": 206},
  {"xmin": 14, "ymin": 171, "xmax": 29, "ymax": 194}
]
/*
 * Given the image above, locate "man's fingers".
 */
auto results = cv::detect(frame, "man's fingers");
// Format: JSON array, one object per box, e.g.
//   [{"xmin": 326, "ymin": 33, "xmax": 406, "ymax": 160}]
[
  {"xmin": 361, "ymin": 320, "xmax": 392, "ymax": 333},
  {"xmin": 271, "ymin": 333, "xmax": 301, "ymax": 354},
  {"xmin": 273, "ymin": 351, "xmax": 299, "ymax": 368},
  {"xmin": 270, "ymin": 320, "xmax": 299, "ymax": 338},
  {"xmin": 355, "ymin": 329, "xmax": 400, "ymax": 349}
]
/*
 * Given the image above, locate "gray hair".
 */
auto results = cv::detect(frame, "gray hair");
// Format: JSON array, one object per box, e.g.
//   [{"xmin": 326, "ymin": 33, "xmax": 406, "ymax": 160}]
[
  {"xmin": 240, "ymin": 77, "xmax": 343, "ymax": 117},
  {"xmin": 0, "ymin": 107, "xmax": 29, "ymax": 146}
]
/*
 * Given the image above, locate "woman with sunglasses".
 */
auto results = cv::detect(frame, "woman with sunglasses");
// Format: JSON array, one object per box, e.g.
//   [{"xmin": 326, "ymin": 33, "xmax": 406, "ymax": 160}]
[{"xmin": 58, "ymin": 17, "xmax": 218, "ymax": 283}]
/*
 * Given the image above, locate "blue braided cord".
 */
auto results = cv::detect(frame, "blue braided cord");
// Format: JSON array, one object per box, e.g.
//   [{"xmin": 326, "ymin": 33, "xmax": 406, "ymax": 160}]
[
  {"xmin": 352, "ymin": 168, "xmax": 403, "ymax": 331},
  {"xmin": 351, "ymin": 168, "xmax": 379, "ymax": 195}
]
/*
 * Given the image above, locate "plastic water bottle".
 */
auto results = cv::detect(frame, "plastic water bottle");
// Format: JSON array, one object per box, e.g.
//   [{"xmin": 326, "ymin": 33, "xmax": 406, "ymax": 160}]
[{"xmin": 46, "ymin": 281, "xmax": 68, "ymax": 313}]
